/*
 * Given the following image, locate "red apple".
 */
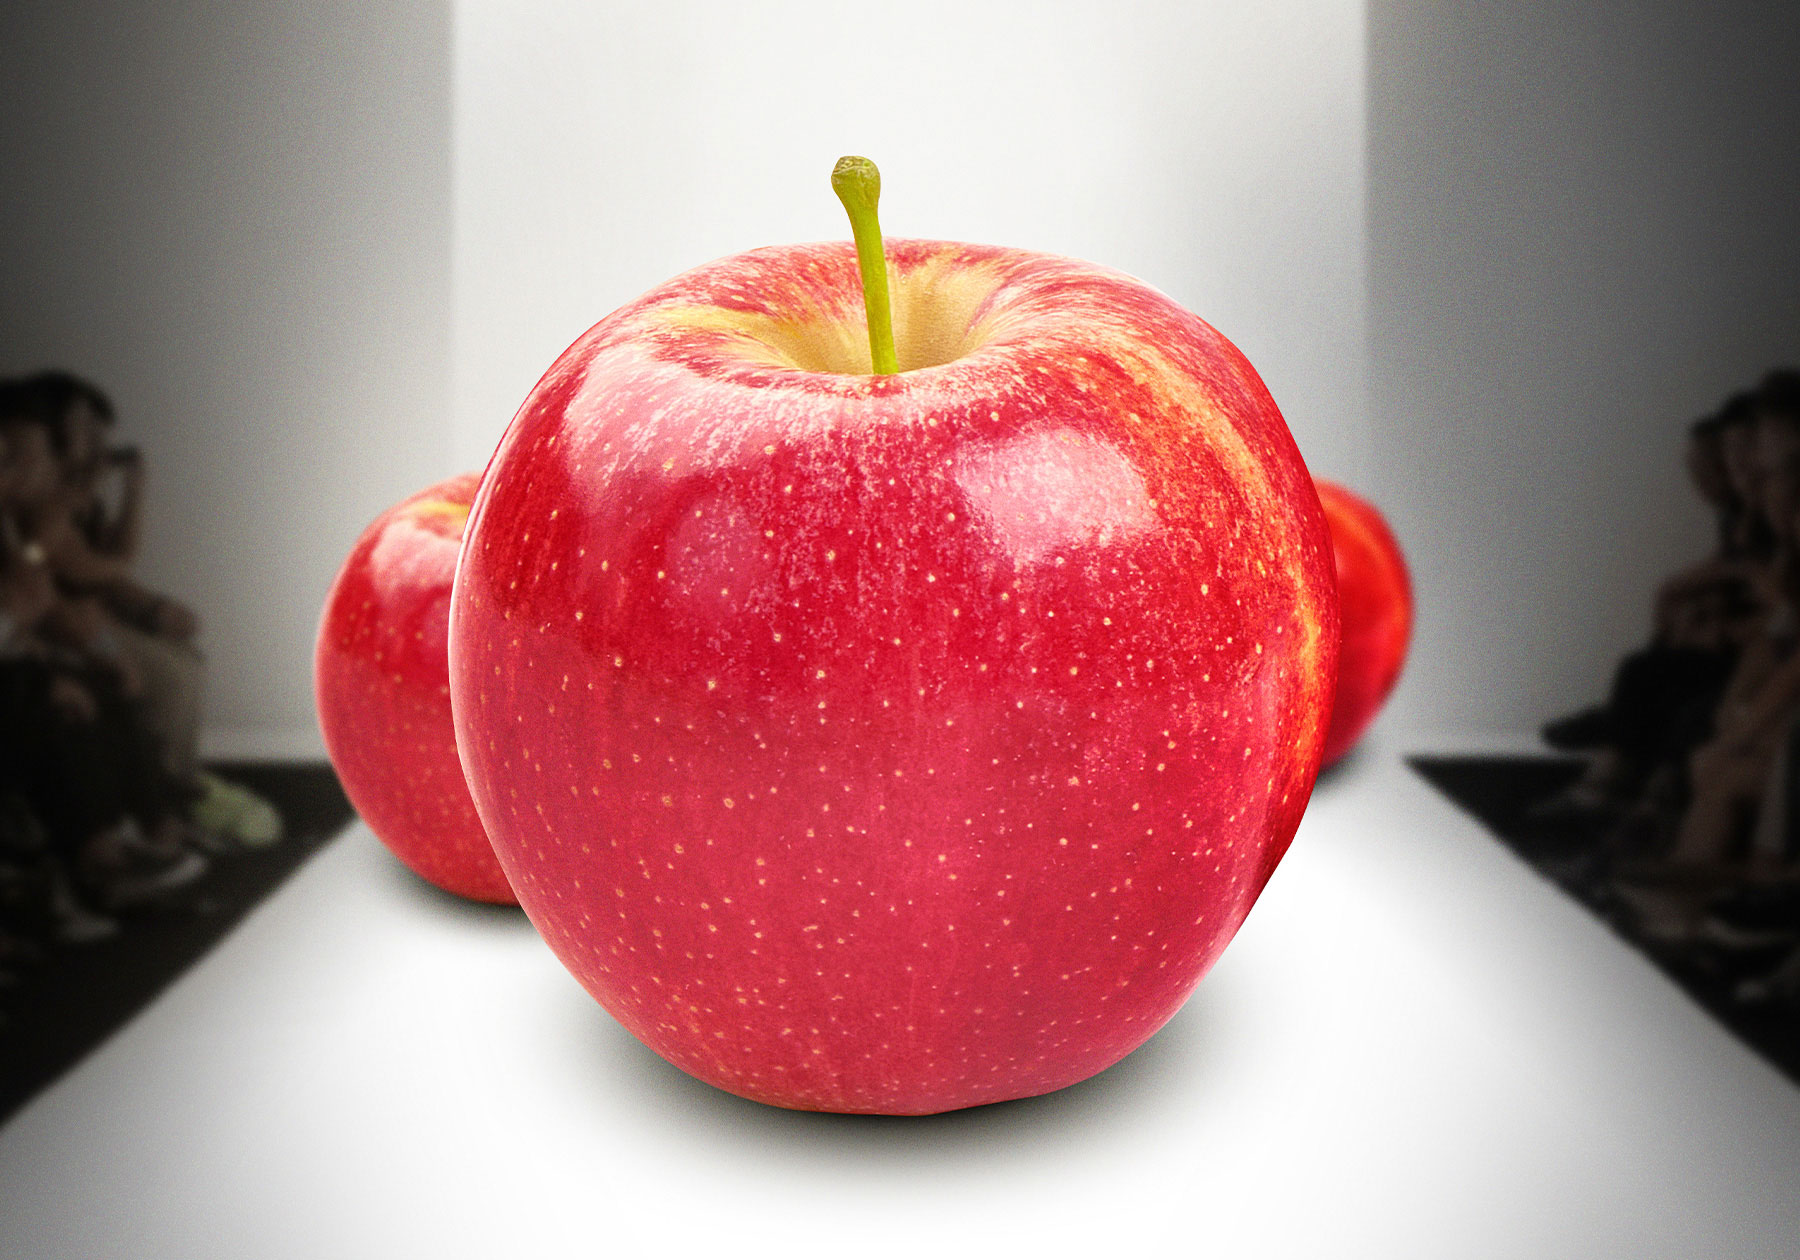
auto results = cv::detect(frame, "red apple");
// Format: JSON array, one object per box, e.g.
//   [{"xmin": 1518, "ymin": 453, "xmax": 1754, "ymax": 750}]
[
  {"xmin": 316, "ymin": 473, "xmax": 515, "ymax": 904},
  {"xmin": 1315, "ymin": 480, "xmax": 1412, "ymax": 765},
  {"xmin": 450, "ymin": 238, "xmax": 1338, "ymax": 1113}
]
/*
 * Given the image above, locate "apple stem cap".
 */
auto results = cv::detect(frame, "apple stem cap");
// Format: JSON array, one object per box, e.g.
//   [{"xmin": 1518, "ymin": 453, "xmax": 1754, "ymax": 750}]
[{"xmin": 831, "ymin": 155, "xmax": 899, "ymax": 375}]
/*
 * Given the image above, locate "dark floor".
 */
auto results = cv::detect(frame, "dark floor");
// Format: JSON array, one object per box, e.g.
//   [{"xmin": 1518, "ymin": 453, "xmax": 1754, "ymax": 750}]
[
  {"xmin": 1412, "ymin": 754, "xmax": 1800, "ymax": 1086},
  {"xmin": 0, "ymin": 761, "xmax": 353, "ymax": 1126}
]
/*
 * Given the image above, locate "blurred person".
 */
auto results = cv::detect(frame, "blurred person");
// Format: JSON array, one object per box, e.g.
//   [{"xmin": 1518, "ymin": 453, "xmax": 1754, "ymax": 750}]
[
  {"xmin": 0, "ymin": 416, "xmax": 203, "ymax": 933},
  {"xmin": 43, "ymin": 373, "xmax": 200, "ymax": 641},
  {"xmin": 1652, "ymin": 397, "xmax": 1779, "ymax": 632},
  {"xmin": 1671, "ymin": 372, "xmax": 1800, "ymax": 874},
  {"xmin": 2, "ymin": 373, "xmax": 203, "ymax": 775},
  {"xmin": 1539, "ymin": 400, "xmax": 1775, "ymax": 834},
  {"xmin": 0, "ymin": 374, "xmax": 277, "ymax": 849}
]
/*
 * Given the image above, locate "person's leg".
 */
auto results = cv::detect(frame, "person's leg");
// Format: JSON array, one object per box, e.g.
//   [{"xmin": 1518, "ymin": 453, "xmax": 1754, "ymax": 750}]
[
  {"xmin": 40, "ymin": 667, "xmax": 207, "ymax": 910},
  {"xmin": 1747, "ymin": 718, "xmax": 1800, "ymax": 878},
  {"xmin": 109, "ymin": 623, "xmax": 204, "ymax": 779},
  {"xmin": 4, "ymin": 665, "xmax": 130, "ymax": 937},
  {"xmin": 1670, "ymin": 746, "xmax": 1767, "ymax": 867}
]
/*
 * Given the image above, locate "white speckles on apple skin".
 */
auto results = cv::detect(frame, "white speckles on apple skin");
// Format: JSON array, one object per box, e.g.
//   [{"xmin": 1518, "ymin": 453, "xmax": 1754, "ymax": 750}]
[{"xmin": 448, "ymin": 240, "xmax": 1338, "ymax": 1115}]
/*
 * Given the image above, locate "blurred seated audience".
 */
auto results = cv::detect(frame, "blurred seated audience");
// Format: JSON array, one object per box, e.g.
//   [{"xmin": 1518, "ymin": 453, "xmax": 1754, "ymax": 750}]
[
  {"xmin": 1542, "ymin": 369, "xmax": 1800, "ymax": 1008},
  {"xmin": 0, "ymin": 372, "xmax": 279, "ymax": 967},
  {"xmin": 1540, "ymin": 396, "xmax": 1776, "ymax": 839}
]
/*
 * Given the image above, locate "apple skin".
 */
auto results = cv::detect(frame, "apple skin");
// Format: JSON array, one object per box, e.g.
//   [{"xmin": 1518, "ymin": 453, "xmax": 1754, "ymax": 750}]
[
  {"xmin": 1316, "ymin": 480, "xmax": 1412, "ymax": 765},
  {"xmin": 450, "ymin": 239, "xmax": 1338, "ymax": 1113},
  {"xmin": 316, "ymin": 473, "xmax": 516, "ymax": 904}
]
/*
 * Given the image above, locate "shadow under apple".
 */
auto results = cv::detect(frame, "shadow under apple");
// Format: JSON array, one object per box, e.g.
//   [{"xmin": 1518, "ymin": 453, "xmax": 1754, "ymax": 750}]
[
  {"xmin": 549, "ymin": 957, "xmax": 1246, "ymax": 1174},
  {"xmin": 372, "ymin": 844, "xmax": 532, "ymax": 930}
]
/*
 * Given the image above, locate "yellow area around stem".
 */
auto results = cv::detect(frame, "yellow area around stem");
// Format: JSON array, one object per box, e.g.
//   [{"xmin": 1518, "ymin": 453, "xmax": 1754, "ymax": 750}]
[
  {"xmin": 406, "ymin": 499, "xmax": 472, "ymax": 529},
  {"xmin": 647, "ymin": 251, "xmax": 1008, "ymax": 375}
]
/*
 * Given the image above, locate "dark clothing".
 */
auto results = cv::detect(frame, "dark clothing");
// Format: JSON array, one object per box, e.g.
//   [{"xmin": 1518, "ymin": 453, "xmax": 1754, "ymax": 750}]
[
  {"xmin": 0, "ymin": 657, "xmax": 189, "ymax": 857},
  {"xmin": 1545, "ymin": 645, "xmax": 1737, "ymax": 771}
]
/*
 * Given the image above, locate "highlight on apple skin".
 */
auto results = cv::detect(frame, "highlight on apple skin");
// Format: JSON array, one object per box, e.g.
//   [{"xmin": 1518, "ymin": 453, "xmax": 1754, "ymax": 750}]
[
  {"xmin": 316, "ymin": 473, "xmax": 516, "ymax": 904},
  {"xmin": 1315, "ymin": 479, "xmax": 1413, "ymax": 765},
  {"xmin": 449, "ymin": 239, "xmax": 1339, "ymax": 1113}
]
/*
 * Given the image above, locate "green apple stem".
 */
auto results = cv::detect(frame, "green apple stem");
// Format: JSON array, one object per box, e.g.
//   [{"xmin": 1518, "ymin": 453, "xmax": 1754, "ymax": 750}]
[{"xmin": 831, "ymin": 155, "xmax": 899, "ymax": 375}]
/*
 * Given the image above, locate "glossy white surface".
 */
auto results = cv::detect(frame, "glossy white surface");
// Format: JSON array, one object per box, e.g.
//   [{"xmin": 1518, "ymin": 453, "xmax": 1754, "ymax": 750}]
[{"xmin": 2, "ymin": 746, "xmax": 1796, "ymax": 1258}]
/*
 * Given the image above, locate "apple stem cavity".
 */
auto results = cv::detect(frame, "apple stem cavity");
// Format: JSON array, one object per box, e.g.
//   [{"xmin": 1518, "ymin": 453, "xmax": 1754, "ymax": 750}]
[{"xmin": 831, "ymin": 155, "xmax": 899, "ymax": 375}]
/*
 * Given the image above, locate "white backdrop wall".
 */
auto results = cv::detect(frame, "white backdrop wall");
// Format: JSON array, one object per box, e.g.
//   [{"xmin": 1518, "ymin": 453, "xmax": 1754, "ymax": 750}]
[
  {"xmin": 1366, "ymin": 1, "xmax": 1800, "ymax": 739},
  {"xmin": 6, "ymin": 3, "xmax": 1796, "ymax": 749},
  {"xmin": 0, "ymin": 0, "xmax": 454, "ymax": 756},
  {"xmin": 450, "ymin": 0, "xmax": 1369, "ymax": 484}
]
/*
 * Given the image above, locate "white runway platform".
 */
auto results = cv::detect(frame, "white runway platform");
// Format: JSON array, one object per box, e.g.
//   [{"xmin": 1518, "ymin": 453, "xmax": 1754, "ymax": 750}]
[{"xmin": 2, "ymin": 744, "xmax": 1796, "ymax": 1259}]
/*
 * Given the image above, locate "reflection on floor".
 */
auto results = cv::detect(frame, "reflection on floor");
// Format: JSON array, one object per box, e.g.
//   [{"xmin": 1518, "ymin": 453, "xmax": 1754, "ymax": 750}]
[
  {"xmin": 0, "ymin": 762, "xmax": 353, "ymax": 1125},
  {"xmin": 1413, "ymin": 755, "xmax": 1800, "ymax": 1086}
]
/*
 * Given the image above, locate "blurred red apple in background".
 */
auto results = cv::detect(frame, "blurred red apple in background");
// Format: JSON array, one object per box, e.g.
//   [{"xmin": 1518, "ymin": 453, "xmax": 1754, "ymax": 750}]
[
  {"xmin": 1316, "ymin": 480, "xmax": 1412, "ymax": 765},
  {"xmin": 317, "ymin": 474, "xmax": 514, "ymax": 904}
]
